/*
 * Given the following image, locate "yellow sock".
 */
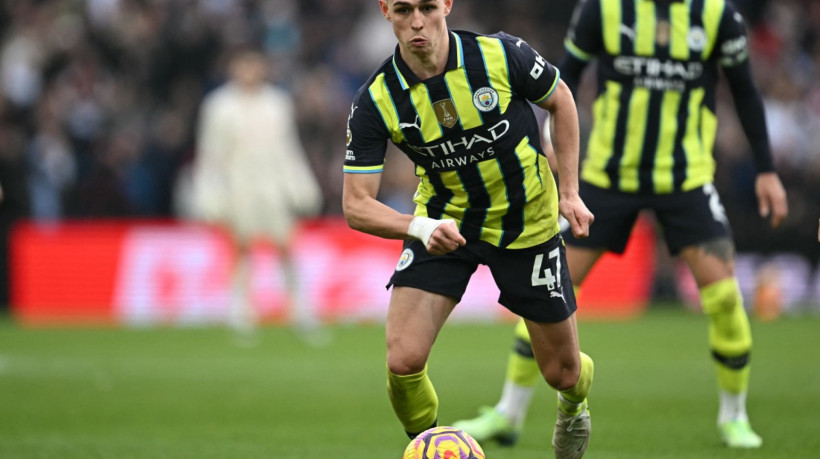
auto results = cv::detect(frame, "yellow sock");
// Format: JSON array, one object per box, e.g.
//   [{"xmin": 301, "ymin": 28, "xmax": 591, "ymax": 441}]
[
  {"xmin": 506, "ymin": 318, "xmax": 540, "ymax": 386},
  {"xmin": 558, "ymin": 352, "xmax": 594, "ymax": 415},
  {"xmin": 387, "ymin": 365, "xmax": 438, "ymax": 436},
  {"xmin": 700, "ymin": 278, "xmax": 752, "ymax": 394}
]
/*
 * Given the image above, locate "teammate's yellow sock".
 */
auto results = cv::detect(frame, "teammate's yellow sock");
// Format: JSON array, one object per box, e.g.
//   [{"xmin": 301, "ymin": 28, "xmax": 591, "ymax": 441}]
[
  {"xmin": 506, "ymin": 318, "xmax": 540, "ymax": 386},
  {"xmin": 506, "ymin": 285, "xmax": 582, "ymax": 386},
  {"xmin": 387, "ymin": 365, "xmax": 438, "ymax": 436},
  {"xmin": 700, "ymin": 278, "xmax": 752, "ymax": 394}
]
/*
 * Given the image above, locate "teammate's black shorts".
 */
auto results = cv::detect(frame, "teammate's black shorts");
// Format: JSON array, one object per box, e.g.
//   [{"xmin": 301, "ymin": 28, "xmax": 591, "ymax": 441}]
[
  {"xmin": 387, "ymin": 234, "xmax": 577, "ymax": 323},
  {"xmin": 564, "ymin": 182, "xmax": 733, "ymax": 255}
]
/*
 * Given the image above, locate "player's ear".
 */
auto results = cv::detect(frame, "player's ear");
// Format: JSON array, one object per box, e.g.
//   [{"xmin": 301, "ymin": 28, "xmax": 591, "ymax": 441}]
[
  {"xmin": 443, "ymin": 0, "xmax": 453, "ymax": 16},
  {"xmin": 379, "ymin": 0, "xmax": 391, "ymax": 21}
]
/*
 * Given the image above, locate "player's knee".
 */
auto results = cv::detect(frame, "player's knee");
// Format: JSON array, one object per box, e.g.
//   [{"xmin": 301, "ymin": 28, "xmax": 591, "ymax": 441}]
[
  {"xmin": 542, "ymin": 360, "xmax": 580, "ymax": 391},
  {"xmin": 387, "ymin": 357, "xmax": 427, "ymax": 376},
  {"xmin": 386, "ymin": 343, "xmax": 429, "ymax": 376}
]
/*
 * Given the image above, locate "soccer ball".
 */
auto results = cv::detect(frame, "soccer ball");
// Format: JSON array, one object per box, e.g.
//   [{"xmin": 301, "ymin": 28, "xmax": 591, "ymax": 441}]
[{"xmin": 402, "ymin": 426, "xmax": 486, "ymax": 459}]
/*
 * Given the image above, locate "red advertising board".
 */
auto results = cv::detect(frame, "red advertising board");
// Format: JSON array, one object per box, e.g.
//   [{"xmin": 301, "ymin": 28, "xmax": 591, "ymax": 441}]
[{"xmin": 10, "ymin": 217, "xmax": 655, "ymax": 326}]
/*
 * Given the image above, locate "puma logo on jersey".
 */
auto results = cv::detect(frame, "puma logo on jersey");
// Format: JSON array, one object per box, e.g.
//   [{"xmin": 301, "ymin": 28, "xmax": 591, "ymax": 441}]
[
  {"xmin": 619, "ymin": 24, "xmax": 635, "ymax": 41},
  {"xmin": 399, "ymin": 116, "xmax": 421, "ymax": 132}
]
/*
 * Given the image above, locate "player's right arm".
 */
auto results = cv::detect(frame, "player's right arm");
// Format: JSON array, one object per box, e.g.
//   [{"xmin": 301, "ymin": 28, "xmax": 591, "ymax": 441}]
[
  {"xmin": 342, "ymin": 170, "xmax": 464, "ymax": 256},
  {"xmin": 342, "ymin": 172, "xmax": 413, "ymax": 240},
  {"xmin": 343, "ymin": 91, "xmax": 465, "ymax": 255}
]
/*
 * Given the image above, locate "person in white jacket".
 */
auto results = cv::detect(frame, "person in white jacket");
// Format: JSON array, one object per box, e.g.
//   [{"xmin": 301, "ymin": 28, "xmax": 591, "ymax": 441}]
[{"xmin": 191, "ymin": 48, "xmax": 324, "ymax": 343}]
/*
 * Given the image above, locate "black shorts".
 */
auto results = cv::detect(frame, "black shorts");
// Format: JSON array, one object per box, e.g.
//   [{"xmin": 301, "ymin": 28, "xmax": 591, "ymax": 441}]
[
  {"xmin": 564, "ymin": 182, "xmax": 732, "ymax": 255},
  {"xmin": 388, "ymin": 234, "xmax": 577, "ymax": 323}
]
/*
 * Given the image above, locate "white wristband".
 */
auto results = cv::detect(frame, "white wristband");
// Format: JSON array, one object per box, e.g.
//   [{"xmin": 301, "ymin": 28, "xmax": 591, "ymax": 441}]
[
  {"xmin": 558, "ymin": 216, "xmax": 570, "ymax": 233},
  {"xmin": 407, "ymin": 216, "xmax": 452, "ymax": 247}
]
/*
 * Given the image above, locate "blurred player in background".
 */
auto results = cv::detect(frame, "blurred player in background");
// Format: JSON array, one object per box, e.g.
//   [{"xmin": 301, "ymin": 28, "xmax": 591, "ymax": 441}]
[
  {"xmin": 454, "ymin": 0, "xmax": 788, "ymax": 449},
  {"xmin": 190, "ymin": 48, "xmax": 324, "ymax": 344},
  {"xmin": 343, "ymin": 0, "xmax": 596, "ymax": 457}
]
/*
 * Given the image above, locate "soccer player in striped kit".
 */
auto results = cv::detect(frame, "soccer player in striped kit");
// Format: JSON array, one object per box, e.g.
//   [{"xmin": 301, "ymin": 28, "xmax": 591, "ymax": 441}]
[
  {"xmin": 343, "ymin": 1, "xmax": 595, "ymax": 457},
  {"xmin": 454, "ymin": 0, "xmax": 788, "ymax": 449}
]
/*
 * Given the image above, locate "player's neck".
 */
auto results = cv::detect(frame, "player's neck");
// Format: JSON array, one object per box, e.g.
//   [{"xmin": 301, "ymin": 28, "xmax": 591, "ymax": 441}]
[{"xmin": 399, "ymin": 35, "xmax": 450, "ymax": 81}]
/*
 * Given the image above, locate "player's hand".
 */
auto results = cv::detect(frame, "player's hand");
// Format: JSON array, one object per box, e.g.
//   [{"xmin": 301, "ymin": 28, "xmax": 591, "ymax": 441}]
[
  {"xmin": 755, "ymin": 172, "xmax": 788, "ymax": 228},
  {"xmin": 426, "ymin": 220, "xmax": 466, "ymax": 255},
  {"xmin": 408, "ymin": 217, "xmax": 466, "ymax": 255},
  {"xmin": 559, "ymin": 194, "xmax": 594, "ymax": 239}
]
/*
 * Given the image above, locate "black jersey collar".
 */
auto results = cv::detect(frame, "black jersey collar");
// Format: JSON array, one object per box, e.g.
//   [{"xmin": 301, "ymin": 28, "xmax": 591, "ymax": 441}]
[{"xmin": 391, "ymin": 30, "xmax": 464, "ymax": 90}]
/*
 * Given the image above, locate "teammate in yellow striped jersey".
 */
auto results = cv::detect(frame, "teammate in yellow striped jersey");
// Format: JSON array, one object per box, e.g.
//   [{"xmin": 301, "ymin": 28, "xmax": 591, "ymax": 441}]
[
  {"xmin": 453, "ymin": 0, "xmax": 788, "ymax": 450},
  {"xmin": 343, "ymin": 0, "xmax": 595, "ymax": 457}
]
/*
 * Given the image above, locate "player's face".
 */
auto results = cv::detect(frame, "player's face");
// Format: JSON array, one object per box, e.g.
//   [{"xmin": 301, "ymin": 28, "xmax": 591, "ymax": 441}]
[
  {"xmin": 380, "ymin": 0, "xmax": 452, "ymax": 58},
  {"xmin": 231, "ymin": 54, "xmax": 267, "ymax": 89}
]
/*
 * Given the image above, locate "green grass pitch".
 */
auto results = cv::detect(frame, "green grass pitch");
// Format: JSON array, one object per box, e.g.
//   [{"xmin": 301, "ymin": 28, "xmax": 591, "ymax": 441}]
[{"xmin": 1, "ymin": 306, "xmax": 818, "ymax": 458}]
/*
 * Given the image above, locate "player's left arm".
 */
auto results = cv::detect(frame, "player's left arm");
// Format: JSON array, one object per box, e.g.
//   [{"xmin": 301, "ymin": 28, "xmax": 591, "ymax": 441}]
[
  {"xmin": 718, "ymin": 7, "xmax": 788, "ymax": 228},
  {"xmin": 537, "ymin": 81, "xmax": 593, "ymax": 239},
  {"xmin": 500, "ymin": 32, "xmax": 594, "ymax": 238}
]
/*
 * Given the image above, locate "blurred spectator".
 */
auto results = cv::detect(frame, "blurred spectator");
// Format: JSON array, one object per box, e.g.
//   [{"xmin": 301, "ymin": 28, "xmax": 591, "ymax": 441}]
[
  {"xmin": 26, "ymin": 96, "xmax": 76, "ymax": 221},
  {"xmin": 187, "ymin": 48, "xmax": 324, "ymax": 343}
]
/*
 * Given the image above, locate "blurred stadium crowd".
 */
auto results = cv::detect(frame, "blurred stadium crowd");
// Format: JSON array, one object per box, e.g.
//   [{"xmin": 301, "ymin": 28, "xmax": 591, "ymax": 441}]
[{"xmin": 0, "ymin": 0, "xmax": 818, "ymax": 305}]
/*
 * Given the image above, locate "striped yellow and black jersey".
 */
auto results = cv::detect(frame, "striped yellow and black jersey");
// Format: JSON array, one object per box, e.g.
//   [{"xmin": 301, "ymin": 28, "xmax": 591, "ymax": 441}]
[
  {"xmin": 345, "ymin": 30, "xmax": 562, "ymax": 249},
  {"xmin": 565, "ymin": 0, "xmax": 755, "ymax": 194}
]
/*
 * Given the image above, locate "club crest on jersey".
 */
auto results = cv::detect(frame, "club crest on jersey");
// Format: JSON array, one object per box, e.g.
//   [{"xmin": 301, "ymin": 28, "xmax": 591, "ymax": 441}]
[
  {"xmin": 473, "ymin": 87, "xmax": 498, "ymax": 112},
  {"xmin": 434, "ymin": 99, "xmax": 458, "ymax": 128},
  {"xmin": 687, "ymin": 26, "xmax": 707, "ymax": 52},
  {"xmin": 396, "ymin": 248, "xmax": 414, "ymax": 271}
]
